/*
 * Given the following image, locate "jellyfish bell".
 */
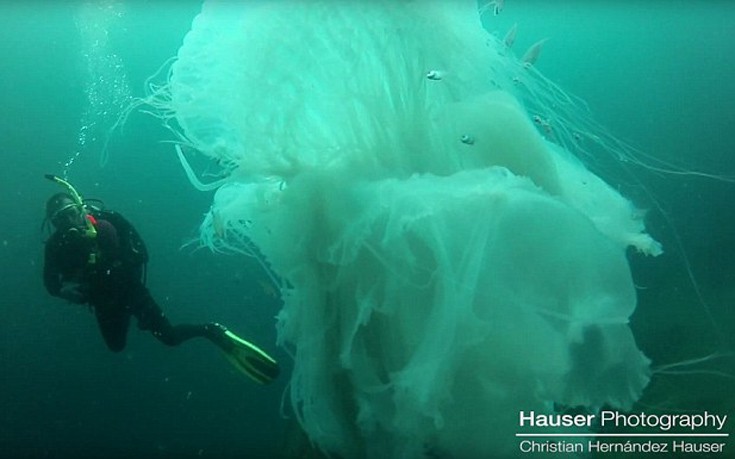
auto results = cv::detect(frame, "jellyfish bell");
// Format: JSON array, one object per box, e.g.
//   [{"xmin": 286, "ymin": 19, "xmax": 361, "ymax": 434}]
[
  {"xmin": 439, "ymin": 90, "xmax": 562, "ymax": 194},
  {"xmin": 438, "ymin": 90, "xmax": 661, "ymax": 256}
]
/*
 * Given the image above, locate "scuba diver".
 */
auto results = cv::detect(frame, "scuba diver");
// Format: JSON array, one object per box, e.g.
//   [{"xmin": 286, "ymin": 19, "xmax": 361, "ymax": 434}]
[{"xmin": 42, "ymin": 175, "xmax": 279, "ymax": 385}]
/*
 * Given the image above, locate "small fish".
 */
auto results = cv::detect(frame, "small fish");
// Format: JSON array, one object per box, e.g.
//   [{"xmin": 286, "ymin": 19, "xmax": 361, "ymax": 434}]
[
  {"xmin": 460, "ymin": 134, "xmax": 475, "ymax": 145},
  {"xmin": 532, "ymin": 115, "xmax": 554, "ymax": 138},
  {"xmin": 492, "ymin": 0, "xmax": 505, "ymax": 16},
  {"xmin": 257, "ymin": 278, "xmax": 279, "ymax": 299},
  {"xmin": 426, "ymin": 69, "xmax": 444, "ymax": 81},
  {"xmin": 503, "ymin": 23, "xmax": 518, "ymax": 48},
  {"xmin": 212, "ymin": 210, "xmax": 225, "ymax": 238},
  {"xmin": 521, "ymin": 38, "xmax": 549, "ymax": 66},
  {"xmin": 479, "ymin": 0, "xmax": 505, "ymax": 17}
]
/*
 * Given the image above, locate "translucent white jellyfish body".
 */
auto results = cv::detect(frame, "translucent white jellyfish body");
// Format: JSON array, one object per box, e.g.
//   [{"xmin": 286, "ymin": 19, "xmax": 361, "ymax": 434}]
[{"xmin": 156, "ymin": 1, "xmax": 660, "ymax": 457}]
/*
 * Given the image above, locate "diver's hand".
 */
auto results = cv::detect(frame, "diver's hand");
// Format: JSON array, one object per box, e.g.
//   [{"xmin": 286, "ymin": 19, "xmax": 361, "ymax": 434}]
[{"xmin": 59, "ymin": 283, "xmax": 89, "ymax": 304}]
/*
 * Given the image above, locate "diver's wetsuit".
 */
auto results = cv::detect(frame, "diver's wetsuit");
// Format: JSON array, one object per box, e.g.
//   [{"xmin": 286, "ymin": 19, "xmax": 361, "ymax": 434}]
[{"xmin": 43, "ymin": 210, "xmax": 225, "ymax": 352}]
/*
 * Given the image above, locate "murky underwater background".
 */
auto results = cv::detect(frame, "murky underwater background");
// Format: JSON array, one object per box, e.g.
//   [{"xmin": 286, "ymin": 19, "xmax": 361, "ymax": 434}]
[{"xmin": 0, "ymin": 1, "xmax": 733, "ymax": 457}]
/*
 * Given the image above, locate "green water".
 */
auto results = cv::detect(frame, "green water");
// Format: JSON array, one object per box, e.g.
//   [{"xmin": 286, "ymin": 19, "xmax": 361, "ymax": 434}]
[{"xmin": 0, "ymin": 2, "xmax": 732, "ymax": 457}]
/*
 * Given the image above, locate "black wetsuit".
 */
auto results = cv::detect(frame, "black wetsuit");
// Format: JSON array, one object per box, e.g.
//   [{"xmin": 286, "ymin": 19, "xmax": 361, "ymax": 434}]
[{"xmin": 43, "ymin": 209, "xmax": 224, "ymax": 352}]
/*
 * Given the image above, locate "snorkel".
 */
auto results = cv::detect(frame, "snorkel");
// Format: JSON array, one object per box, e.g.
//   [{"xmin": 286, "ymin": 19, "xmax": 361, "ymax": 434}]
[{"xmin": 44, "ymin": 174, "xmax": 98, "ymax": 240}]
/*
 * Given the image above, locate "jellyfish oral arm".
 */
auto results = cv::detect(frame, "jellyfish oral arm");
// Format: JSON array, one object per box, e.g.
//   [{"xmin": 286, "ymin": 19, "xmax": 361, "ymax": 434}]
[{"xmin": 174, "ymin": 144, "xmax": 227, "ymax": 191}]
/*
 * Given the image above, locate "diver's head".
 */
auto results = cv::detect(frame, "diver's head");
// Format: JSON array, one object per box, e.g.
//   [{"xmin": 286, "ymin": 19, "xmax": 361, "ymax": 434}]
[{"xmin": 46, "ymin": 192, "xmax": 84, "ymax": 230}]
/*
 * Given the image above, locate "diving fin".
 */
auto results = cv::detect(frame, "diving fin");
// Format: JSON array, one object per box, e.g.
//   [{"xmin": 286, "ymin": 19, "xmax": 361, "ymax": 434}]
[{"xmin": 218, "ymin": 330, "xmax": 280, "ymax": 385}]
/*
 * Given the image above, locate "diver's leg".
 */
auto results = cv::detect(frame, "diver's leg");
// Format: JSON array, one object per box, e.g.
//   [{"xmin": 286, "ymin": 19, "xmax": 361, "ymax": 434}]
[
  {"xmin": 93, "ymin": 302, "xmax": 131, "ymax": 352},
  {"xmin": 131, "ymin": 283, "xmax": 224, "ymax": 346},
  {"xmin": 130, "ymin": 282, "xmax": 279, "ymax": 383}
]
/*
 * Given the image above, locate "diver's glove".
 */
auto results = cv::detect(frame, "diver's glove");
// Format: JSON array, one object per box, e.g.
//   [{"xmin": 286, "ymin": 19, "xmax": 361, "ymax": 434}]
[{"xmin": 59, "ymin": 283, "xmax": 89, "ymax": 304}]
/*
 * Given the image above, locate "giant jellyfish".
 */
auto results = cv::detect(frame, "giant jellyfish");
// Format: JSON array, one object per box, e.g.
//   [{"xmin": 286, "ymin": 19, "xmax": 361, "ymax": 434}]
[{"xmin": 148, "ymin": 1, "xmax": 665, "ymax": 457}]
